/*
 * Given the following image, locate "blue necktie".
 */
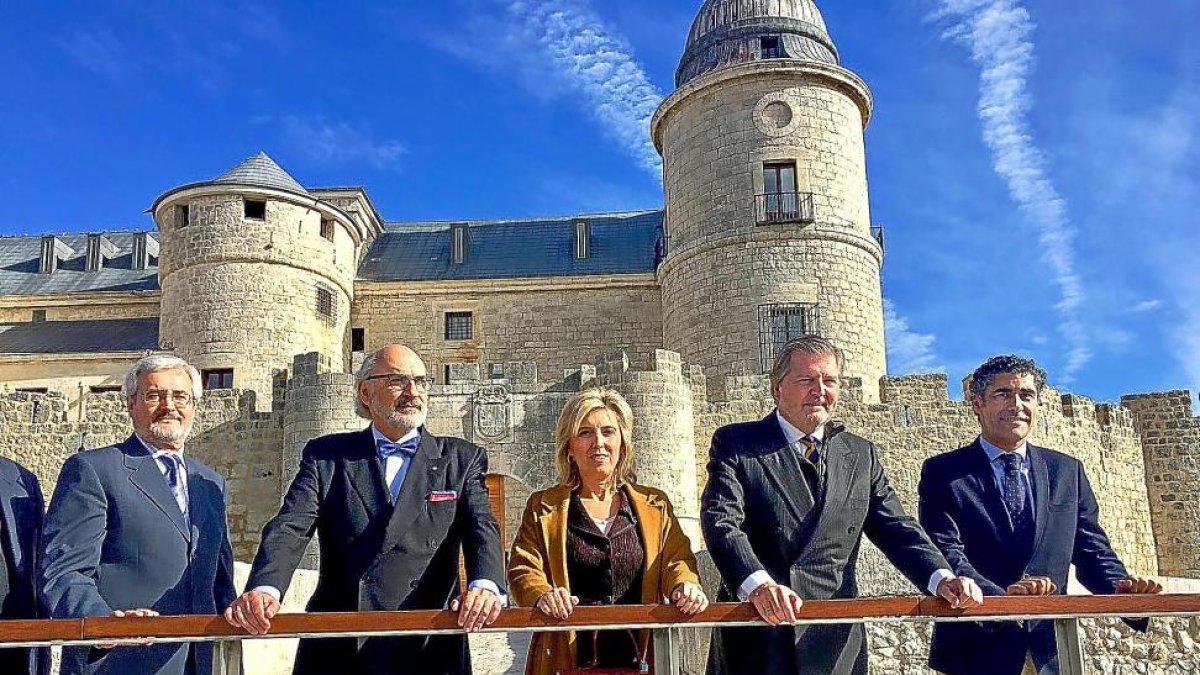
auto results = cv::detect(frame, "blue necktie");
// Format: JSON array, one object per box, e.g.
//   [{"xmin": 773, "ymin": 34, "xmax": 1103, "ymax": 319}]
[
  {"xmin": 999, "ymin": 453, "xmax": 1033, "ymax": 541},
  {"xmin": 800, "ymin": 436, "xmax": 820, "ymax": 464},
  {"xmin": 160, "ymin": 453, "xmax": 188, "ymax": 522},
  {"xmin": 377, "ymin": 436, "xmax": 420, "ymax": 502}
]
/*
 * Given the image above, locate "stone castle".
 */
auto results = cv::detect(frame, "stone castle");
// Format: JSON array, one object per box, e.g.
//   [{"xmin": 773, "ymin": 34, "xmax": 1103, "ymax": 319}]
[{"xmin": 1, "ymin": 1, "xmax": 1197, "ymax": 672}]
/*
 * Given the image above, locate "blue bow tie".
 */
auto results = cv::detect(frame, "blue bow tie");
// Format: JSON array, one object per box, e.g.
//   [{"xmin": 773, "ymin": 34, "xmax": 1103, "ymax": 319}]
[{"xmin": 377, "ymin": 436, "xmax": 420, "ymax": 460}]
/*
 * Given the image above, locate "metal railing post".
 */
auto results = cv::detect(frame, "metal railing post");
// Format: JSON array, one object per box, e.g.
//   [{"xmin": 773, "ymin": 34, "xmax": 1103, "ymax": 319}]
[
  {"xmin": 652, "ymin": 626, "xmax": 680, "ymax": 675},
  {"xmin": 1053, "ymin": 618, "xmax": 1086, "ymax": 675},
  {"xmin": 212, "ymin": 638, "xmax": 244, "ymax": 675}
]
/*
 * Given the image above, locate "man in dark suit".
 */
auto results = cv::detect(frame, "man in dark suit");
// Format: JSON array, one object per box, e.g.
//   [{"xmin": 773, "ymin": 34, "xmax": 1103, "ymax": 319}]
[
  {"xmin": 703, "ymin": 336, "xmax": 982, "ymax": 675},
  {"xmin": 40, "ymin": 356, "xmax": 237, "ymax": 675},
  {"xmin": 225, "ymin": 343, "xmax": 505, "ymax": 675},
  {"xmin": 919, "ymin": 355, "xmax": 1162, "ymax": 675},
  {"xmin": 0, "ymin": 455, "xmax": 48, "ymax": 675}
]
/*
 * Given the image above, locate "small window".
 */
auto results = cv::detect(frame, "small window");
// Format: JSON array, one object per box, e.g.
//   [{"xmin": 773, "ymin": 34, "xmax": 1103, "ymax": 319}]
[
  {"xmin": 444, "ymin": 311, "xmax": 473, "ymax": 341},
  {"xmin": 89, "ymin": 385, "xmax": 123, "ymax": 394},
  {"xmin": 178, "ymin": 204, "xmax": 190, "ymax": 228},
  {"xmin": 443, "ymin": 364, "xmax": 453, "ymax": 384},
  {"xmin": 573, "ymin": 219, "xmax": 590, "ymax": 259},
  {"xmin": 316, "ymin": 285, "xmax": 335, "ymax": 320},
  {"xmin": 758, "ymin": 161, "xmax": 812, "ymax": 224},
  {"xmin": 760, "ymin": 36, "xmax": 783, "ymax": 59},
  {"xmin": 758, "ymin": 303, "xmax": 820, "ymax": 372},
  {"xmin": 244, "ymin": 199, "xmax": 267, "ymax": 220},
  {"xmin": 488, "ymin": 363, "xmax": 505, "ymax": 379},
  {"xmin": 202, "ymin": 369, "xmax": 234, "ymax": 390},
  {"xmin": 450, "ymin": 224, "xmax": 468, "ymax": 264},
  {"xmin": 15, "ymin": 387, "xmax": 49, "ymax": 394},
  {"xmin": 320, "ymin": 219, "xmax": 335, "ymax": 241},
  {"xmin": 351, "ymin": 327, "xmax": 365, "ymax": 352},
  {"xmin": 31, "ymin": 309, "xmax": 46, "ymax": 322}
]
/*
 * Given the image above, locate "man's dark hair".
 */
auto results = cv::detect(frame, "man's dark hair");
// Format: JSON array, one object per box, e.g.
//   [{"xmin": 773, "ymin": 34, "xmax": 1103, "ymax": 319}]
[{"xmin": 968, "ymin": 355, "xmax": 1048, "ymax": 398}]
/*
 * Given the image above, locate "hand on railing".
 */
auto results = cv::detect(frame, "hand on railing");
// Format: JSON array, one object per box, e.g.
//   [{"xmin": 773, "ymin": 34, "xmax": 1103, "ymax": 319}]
[
  {"xmin": 748, "ymin": 581, "xmax": 804, "ymax": 626},
  {"xmin": 669, "ymin": 582, "xmax": 709, "ymax": 615},
  {"xmin": 1007, "ymin": 575, "xmax": 1057, "ymax": 596},
  {"xmin": 100, "ymin": 608, "xmax": 160, "ymax": 649},
  {"xmin": 223, "ymin": 590, "xmax": 281, "ymax": 636},
  {"xmin": 448, "ymin": 586, "xmax": 503, "ymax": 632},
  {"xmin": 535, "ymin": 587, "xmax": 580, "ymax": 620},
  {"xmin": 936, "ymin": 576, "xmax": 984, "ymax": 609},
  {"xmin": 1116, "ymin": 576, "xmax": 1163, "ymax": 595}
]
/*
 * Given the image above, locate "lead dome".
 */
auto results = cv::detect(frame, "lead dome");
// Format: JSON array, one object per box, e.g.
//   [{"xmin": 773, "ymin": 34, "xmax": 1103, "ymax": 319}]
[{"xmin": 677, "ymin": 0, "xmax": 839, "ymax": 86}]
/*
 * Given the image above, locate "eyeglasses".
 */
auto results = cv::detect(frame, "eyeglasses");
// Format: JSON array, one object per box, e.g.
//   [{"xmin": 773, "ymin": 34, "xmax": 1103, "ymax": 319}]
[
  {"xmin": 139, "ymin": 390, "xmax": 195, "ymax": 407},
  {"xmin": 362, "ymin": 373, "xmax": 436, "ymax": 392}
]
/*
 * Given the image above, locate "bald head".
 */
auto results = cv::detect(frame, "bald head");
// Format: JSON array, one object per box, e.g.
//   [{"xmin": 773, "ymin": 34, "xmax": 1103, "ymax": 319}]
[{"xmin": 355, "ymin": 344, "xmax": 431, "ymax": 436}]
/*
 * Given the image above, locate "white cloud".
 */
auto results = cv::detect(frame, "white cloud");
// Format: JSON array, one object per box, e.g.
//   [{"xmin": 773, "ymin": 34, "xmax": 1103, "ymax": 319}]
[
  {"xmin": 930, "ymin": 1, "xmax": 1091, "ymax": 380},
  {"xmin": 59, "ymin": 28, "xmax": 135, "ymax": 81},
  {"xmin": 432, "ymin": 0, "xmax": 664, "ymax": 179},
  {"xmin": 276, "ymin": 116, "xmax": 407, "ymax": 170},
  {"xmin": 1131, "ymin": 299, "xmax": 1163, "ymax": 313},
  {"xmin": 883, "ymin": 298, "xmax": 944, "ymax": 374}
]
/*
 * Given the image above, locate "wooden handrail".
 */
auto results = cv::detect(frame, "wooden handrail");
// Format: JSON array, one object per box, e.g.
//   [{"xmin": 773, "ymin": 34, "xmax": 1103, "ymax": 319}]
[{"xmin": 2, "ymin": 595, "xmax": 1199, "ymax": 645}]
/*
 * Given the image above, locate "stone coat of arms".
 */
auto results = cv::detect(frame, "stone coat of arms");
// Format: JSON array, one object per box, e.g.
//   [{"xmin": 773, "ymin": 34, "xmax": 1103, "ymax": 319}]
[{"xmin": 472, "ymin": 385, "xmax": 512, "ymax": 443}]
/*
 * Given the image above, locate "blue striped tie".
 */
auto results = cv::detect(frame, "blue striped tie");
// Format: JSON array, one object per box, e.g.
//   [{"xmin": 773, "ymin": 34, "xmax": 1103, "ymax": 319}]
[{"xmin": 161, "ymin": 453, "xmax": 188, "ymax": 522}]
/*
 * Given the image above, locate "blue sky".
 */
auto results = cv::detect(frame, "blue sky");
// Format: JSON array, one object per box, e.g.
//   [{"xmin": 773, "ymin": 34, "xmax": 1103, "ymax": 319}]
[{"xmin": 1, "ymin": 0, "xmax": 1196, "ymax": 407}]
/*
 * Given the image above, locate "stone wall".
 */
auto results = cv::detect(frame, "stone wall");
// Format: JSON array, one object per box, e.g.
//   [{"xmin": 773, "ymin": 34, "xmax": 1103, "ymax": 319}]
[
  {"xmin": 1123, "ymin": 391, "xmax": 1200, "ymax": 578},
  {"xmin": 655, "ymin": 62, "xmax": 887, "ymax": 399},
  {"xmin": 352, "ymin": 276, "xmax": 663, "ymax": 389},
  {"xmin": 0, "ymin": 292, "xmax": 160, "ymax": 323}
]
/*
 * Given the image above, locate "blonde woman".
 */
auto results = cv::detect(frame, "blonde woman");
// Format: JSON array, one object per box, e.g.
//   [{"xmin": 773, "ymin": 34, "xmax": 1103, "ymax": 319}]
[{"xmin": 508, "ymin": 388, "xmax": 707, "ymax": 675}]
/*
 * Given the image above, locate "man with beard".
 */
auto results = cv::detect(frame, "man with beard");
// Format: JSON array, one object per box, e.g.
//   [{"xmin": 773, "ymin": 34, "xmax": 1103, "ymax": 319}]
[
  {"xmin": 703, "ymin": 336, "xmax": 982, "ymax": 675},
  {"xmin": 40, "ymin": 356, "xmax": 236, "ymax": 675},
  {"xmin": 919, "ymin": 355, "xmax": 1161, "ymax": 675},
  {"xmin": 225, "ymin": 344, "xmax": 505, "ymax": 675}
]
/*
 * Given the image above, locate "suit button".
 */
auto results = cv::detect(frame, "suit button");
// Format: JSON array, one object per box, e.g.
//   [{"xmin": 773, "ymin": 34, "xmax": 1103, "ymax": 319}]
[
  {"xmin": 428, "ymin": 538, "xmax": 437, "ymax": 549},
  {"xmin": 410, "ymin": 580, "xmax": 420, "ymax": 589},
  {"xmin": 847, "ymin": 527, "xmax": 856, "ymax": 534}
]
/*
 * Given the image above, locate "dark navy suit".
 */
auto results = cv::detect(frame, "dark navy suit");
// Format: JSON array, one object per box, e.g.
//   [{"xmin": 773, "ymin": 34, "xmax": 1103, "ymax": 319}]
[
  {"xmin": 245, "ymin": 426, "xmax": 504, "ymax": 675},
  {"xmin": 40, "ymin": 436, "xmax": 237, "ymax": 675},
  {"xmin": 0, "ymin": 456, "xmax": 49, "ymax": 675},
  {"xmin": 919, "ymin": 439, "xmax": 1133, "ymax": 675}
]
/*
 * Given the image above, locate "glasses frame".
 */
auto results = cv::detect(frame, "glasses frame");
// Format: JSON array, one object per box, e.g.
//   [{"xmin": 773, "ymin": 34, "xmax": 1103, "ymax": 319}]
[
  {"xmin": 362, "ymin": 373, "xmax": 436, "ymax": 392},
  {"xmin": 138, "ymin": 389, "xmax": 196, "ymax": 408}
]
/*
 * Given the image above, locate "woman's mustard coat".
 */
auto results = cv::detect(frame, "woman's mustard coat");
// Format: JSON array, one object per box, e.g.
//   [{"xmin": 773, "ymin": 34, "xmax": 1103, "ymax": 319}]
[{"xmin": 507, "ymin": 483, "xmax": 702, "ymax": 675}]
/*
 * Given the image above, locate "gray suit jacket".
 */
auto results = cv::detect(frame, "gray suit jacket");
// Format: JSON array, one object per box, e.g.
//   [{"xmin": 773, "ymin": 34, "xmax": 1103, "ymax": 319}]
[
  {"xmin": 0, "ymin": 455, "xmax": 49, "ymax": 675},
  {"xmin": 703, "ymin": 413, "xmax": 949, "ymax": 675},
  {"xmin": 41, "ymin": 436, "xmax": 236, "ymax": 675}
]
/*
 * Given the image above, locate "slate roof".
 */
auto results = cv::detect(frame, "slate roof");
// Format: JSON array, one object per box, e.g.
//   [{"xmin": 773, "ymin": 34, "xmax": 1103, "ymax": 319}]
[
  {"xmin": 357, "ymin": 210, "xmax": 663, "ymax": 282},
  {"xmin": 212, "ymin": 152, "xmax": 308, "ymax": 195},
  {"xmin": 0, "ymin": 317, "xmax": 160, "ymax": 354},
  {"xmin": 0, "ymin": 232, "xmax": 159, "ymax": 296}
]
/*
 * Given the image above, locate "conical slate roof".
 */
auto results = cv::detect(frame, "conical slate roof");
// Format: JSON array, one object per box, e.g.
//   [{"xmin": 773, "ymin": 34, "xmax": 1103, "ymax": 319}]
[
  {"xmin": 212, "ymin": 152, "xmax": 307, "ymax": 195},
  {"xmin": 677, "ymin": 0, "xmax": 839, "ymax": 86}
]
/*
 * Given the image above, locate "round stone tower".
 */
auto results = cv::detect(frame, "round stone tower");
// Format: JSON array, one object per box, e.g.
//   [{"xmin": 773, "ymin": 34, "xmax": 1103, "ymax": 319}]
[
  {"xmin": 152, "ymin": 153, "xmax": 368, "ymax": 406},
  {"xmin": 652, "ymin": 0, "xmax": 886, "ymax": 400}
]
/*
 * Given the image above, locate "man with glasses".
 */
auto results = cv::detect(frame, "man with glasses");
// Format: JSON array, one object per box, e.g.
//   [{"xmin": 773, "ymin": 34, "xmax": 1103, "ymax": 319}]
[
  {"xmin": 919, "ymin": 355, "xmax": 1161, "ymax": 675},
  {"xmin": 41, "ymin": 356, "xmax": 236, "ymax": 675},
  {"xmin": 225, "ymin": 344, "xmax": 504, "ymax": 675}
]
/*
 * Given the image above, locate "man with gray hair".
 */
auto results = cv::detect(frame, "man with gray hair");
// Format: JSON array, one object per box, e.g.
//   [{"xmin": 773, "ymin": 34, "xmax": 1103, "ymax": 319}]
[
  {"xmin": 919, "ymin": 355, "xmax": 1161, "ymax": 675},
  {"xmin": 704, "ymin": 336, "xmax": 982, "ymax": 675},
  {"xmin": 41, "ymin": 355, "xmax": 236, "ymax": 675},
  {"xmin": 225, "ymin": 343, "xmax": 504, "ymax": 675}
]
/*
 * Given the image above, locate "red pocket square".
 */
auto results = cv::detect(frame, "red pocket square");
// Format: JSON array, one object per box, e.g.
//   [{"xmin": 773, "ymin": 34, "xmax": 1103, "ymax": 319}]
[{"xmin": 428, "ymin": 490, "xmax": 458, "ymax": 502}]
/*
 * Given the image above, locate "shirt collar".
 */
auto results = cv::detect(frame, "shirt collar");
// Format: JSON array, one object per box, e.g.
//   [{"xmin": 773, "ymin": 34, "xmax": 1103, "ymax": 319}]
[
  {"xmin": 134, "ymin": 434, "xmax": 184, "ymax": 458},
  {"xmin": 775, "ymin": 410, "xmax": 826, "ymax": 447},
  {"xmin": 978, "ymin": 435, "xmax": 1028, "ymax": 466},
  {"xmin": 371, "ymin": 424, "xmax": 420, "ymax": 447}
]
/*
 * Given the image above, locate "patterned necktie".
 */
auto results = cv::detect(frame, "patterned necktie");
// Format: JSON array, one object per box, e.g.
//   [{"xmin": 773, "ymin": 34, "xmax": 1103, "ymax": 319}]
[
  {"xmin": 160, "ymin": 453, "xmax": 188, "ymax": 521},
  {"xmin": 999, "ymin": 452, "xmax": 1032, "ymax": 540},
  {"xmin": 797, "ymin": 436, "xmax": 820, "ymax": 464}
]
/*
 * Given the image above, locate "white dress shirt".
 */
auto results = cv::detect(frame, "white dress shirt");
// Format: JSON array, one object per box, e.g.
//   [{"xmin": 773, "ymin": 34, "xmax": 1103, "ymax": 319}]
[
  {"xmin": 736, "ymin": 412, "xmax": 954, "ymax": 600},
  {"xmin": 135, "ymin": 435, "xmax": 189, "ymax": 524}
]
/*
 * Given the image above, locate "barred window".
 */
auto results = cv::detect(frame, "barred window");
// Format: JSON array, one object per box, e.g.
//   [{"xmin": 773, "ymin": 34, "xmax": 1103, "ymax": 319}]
[
  {"xmin": 444, "ymin": 311, "xmax": 473, "ymax": 341},
  {"xmin": 316, "ymin": 285, "xmax": 335, "ymax": 320},
  {"xmin": 758, "ymin": 303, "xmax": 820, "ymax": 372}
]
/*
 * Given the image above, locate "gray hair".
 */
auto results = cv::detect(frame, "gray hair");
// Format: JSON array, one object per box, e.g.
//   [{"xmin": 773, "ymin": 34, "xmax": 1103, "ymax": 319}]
[
  {"xmin": 968, "ymin": 355, "xmax": 1048, "ymax": 399},
  {"xmin": 122, "ymin": 355, "xmax": 203, "ymax": 401},
  {"xmin": 353, "ymin": 349, "xmax": 383, "ymax": 419},
  {"xmin": 769, "ymin": 336, "xmax": 845, "ymax": 387}
]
